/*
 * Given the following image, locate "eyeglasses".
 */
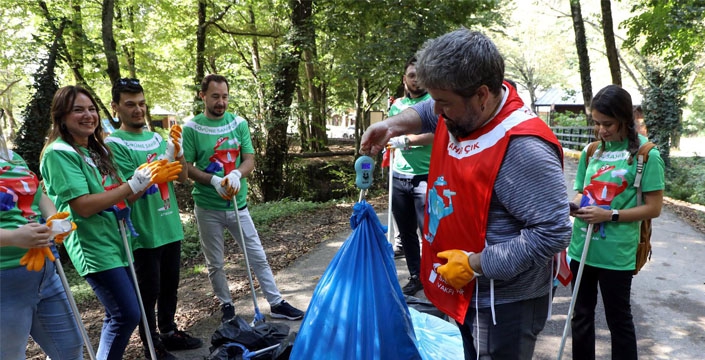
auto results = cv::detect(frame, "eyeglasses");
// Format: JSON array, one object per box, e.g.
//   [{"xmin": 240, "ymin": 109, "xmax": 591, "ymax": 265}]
[{"xmin": 117, "ymin": 78, "xmax": 140, "ymax": 86}]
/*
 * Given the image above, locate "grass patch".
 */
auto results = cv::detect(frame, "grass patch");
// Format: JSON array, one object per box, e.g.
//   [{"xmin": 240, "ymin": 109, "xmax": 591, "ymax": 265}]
[
  {"xmin": 61, "ymin": 263, "xmax": 97, "ymax": 304},
  {"xmin": 249, "ymin": 199, "xmax": 327, "ymax": 234},
  {"xmin": 666, "ymin": 156, "xmax": 705, "ymax": 206}
]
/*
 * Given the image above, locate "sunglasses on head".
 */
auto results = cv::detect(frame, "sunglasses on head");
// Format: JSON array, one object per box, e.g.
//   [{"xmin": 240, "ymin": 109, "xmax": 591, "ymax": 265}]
[{"xmin": 117, "ymin": 78, "xmax": 140, "ymax": 86}]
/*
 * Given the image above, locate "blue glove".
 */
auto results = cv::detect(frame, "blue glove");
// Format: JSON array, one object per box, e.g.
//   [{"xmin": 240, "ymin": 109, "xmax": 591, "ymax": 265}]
[{"xmin": 0, "ymin": 191, "xmax": 17, "ymax": 211}]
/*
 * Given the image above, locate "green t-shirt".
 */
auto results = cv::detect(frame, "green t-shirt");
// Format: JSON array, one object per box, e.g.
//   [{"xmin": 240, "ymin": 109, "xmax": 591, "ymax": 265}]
[
  {"xmin": 388, "ymin": 93, "xmax": 432, "ymax": 176},
  {"xmin": 40, "ymin": 139, "xmax": 129, "ymax": 276},
  {"xmin": 569, "ymin": 135, "xmax": 665, "ymax": 271},
  {"xmin": 182, "ymin": 112, "xmax": 254, "ymax": 210},
  {"xmin": 0, "ymin": 150, "xmax": 43, "ymax": 270},
  {"xmin": 105, "ymin": 130, "xmax": 184, "ymax": 250}
]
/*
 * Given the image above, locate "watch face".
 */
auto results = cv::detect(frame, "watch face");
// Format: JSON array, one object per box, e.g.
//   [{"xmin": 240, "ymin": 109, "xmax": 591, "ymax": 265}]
[{"xmin": 612, "ymin": 210, "xmax": 619, "ymax": 222}]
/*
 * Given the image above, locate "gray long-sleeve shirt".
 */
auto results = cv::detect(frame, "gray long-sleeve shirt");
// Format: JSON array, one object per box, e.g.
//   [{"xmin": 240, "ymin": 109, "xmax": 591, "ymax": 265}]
[{"xmin": 413, "ymin": 99, "xmax": 572, "ymax": 307}]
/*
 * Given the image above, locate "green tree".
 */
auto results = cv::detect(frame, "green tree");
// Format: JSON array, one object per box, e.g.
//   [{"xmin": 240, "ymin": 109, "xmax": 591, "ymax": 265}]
[{"xmin": 15, "ymin": 30, "xmax": 61, "ymax": 176}]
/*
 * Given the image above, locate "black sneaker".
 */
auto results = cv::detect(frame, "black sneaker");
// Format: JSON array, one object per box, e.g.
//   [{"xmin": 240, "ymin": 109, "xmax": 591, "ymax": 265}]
[
  {"xmin": 145, "ymin": 344, "xmax": 178, "ymax": 360},
  {"xmin": 402, "ymin": 275, "xmax": 423, "ymax": 296},
  {"xmin": 160, "ymin": 330, "xmax": 203, "ymax": 351},
  {"xmin": 394, "ymin": 247, "xmax": 405, "ymax": 259},
  {"xmin": 221, "ymin": 303, "xmax": 235, "ymax": 323},
  {"xmin": 270, "ymin": 300, "xmax": 305, "ymax": 320}
]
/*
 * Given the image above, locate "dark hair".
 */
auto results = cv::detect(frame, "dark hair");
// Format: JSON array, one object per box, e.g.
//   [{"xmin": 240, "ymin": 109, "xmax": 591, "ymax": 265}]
[
  {"xmin": 591, "ymin": 84, "xmax": 640, "ymax": 163},
  {"xmin": 404, "ymin": 56, "xmax": 417, "ymax": 73},
  {"xmin": 112, "ymin": 78, "xmax": 144, "ymax": 103},
  {"xmin": 42, "ymin": 86, "xmax": 120, "ymax": 180},
  {"xmin": 416, "ymin": 28, "xmax": 504, "ymax": 98},
  {"xmin": 200, "ymin": 74, "xmax": 229, "ymax": 94}
]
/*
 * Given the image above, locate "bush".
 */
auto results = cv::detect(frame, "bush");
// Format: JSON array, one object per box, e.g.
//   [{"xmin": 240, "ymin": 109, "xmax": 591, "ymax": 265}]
[
  {"xmin": 665, "ymin": 156, "xmax": 705, "ymax": 205},
  {"xmin": 551, "ymin": 112, "xmax": 587, "ymax": 127}
]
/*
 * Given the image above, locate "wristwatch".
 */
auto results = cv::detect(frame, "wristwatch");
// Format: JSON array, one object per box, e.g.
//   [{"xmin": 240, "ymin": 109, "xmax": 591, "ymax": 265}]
[{"xmin": 611, "ymin": 209, "xmax": 620, "ymax": 222}]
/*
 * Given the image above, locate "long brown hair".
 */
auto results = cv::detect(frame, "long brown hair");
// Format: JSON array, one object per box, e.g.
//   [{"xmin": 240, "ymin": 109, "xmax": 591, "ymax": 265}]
[
  {"xmin": 41, "ymin": 86, "xmax": 120, "ymax": 180},
  {"xmin": 591, "ymin": 85, "xmax": 640, "ymax": 164}
]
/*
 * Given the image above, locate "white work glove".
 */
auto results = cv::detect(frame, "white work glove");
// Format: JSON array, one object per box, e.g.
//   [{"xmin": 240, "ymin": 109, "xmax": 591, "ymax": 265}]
[
  {"xmin": 127, "ymin": 166, "xmax": 153, "ymax": 194},
  {"xmin": 210, "ymin": 175, "xmax": 231, "ymax": 200},
  {"xmin": 388, "ymin": 135, "xmax": 409, "ymax": 149},
  {"xmin": 165, "ymin": 125, "xmax": 183, "ymax": 162},
  {"xmin": 222, "ymin": 170, "xmax": 242, "ymax": 195}
]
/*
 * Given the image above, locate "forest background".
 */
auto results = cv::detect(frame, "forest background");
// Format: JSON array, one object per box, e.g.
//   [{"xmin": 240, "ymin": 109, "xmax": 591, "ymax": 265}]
[
  {"xmin": 2, "ymin": 1, "xmax": 705, "ymax": 357},
  {"xmin": 1, "ymin": 0, "xmax": 704, "ymax": 204}
]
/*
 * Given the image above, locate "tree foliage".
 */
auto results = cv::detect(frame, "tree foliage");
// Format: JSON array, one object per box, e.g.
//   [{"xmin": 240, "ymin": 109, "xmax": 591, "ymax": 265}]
[{"xmin": 15, "ymin": 32, "xmax": 61, "ymax": 177}]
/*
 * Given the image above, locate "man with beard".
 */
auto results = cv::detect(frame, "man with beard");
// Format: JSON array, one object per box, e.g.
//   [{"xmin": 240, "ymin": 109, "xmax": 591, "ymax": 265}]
[
  {"xmin": 182, "ymin": 74, "xmax": 304, "ymax": 323},
  {"xmin": 386, "ymin": 56, "xmax": 433, "ymax": 296},
  {"xmin": 105, "ymin": 78, "xmax": 202, "ymax": 360},
  {"xmin": 360, "ymin": 29, "xmax": 572, "ymax": 359}
]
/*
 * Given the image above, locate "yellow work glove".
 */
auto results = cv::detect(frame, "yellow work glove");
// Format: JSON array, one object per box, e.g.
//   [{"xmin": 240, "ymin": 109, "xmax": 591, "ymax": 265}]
[
  {"xmin": 436, "ymin": 250, "xmax": 477, "ymax": 290},
  {"xmin": 150, "ymin": 161, "xmax": 182, "ymax": 184},
  {"xmin": 46, "ymin": 212, "xmax": 76, "ymax": 245},
  {"xmin": 20, "ymin": 247, "xmax": 54, "ymax": 272},
  {"xmin": 166, "ymin": 124, "xmax": 183, "ymax": 161}
]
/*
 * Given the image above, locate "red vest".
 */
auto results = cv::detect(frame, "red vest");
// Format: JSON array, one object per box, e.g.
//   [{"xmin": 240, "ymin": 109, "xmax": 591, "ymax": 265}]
[{"xmin": 421, "ymin": 84, "xmax": 562, "ymax": 323}]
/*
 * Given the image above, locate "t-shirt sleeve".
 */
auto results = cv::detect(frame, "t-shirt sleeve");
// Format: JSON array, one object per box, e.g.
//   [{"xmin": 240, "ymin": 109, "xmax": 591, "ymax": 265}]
[
  {"xmin": 412, "ymin": 99, "xmax": 438, "ymax": 134},
  {"xmin": 105, "ymin": 141, "xmax": 133, "ymax": 180},
  {"xmin": 641, "ymin": 147, "xmax": 665, "ymax": 192},
  {"xmin": 41, "ymin": 149, "xmax": 90, "ymax": 202},
  {"xmin": 237, "ymin": 119, "xmax": 255, "ymax": 155},
  {"xmin": 182, "ymin": 124, "xmax": 197, "ymax": 163},
  {"xmin": 573, "ymin": 146, "xmax": 589, "ymax": 192}
]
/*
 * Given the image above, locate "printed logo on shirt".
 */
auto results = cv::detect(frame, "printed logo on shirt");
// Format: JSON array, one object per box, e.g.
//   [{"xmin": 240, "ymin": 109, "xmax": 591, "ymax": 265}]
[
  {"xmin": 594, "ymin": 150, "xmax": 630, "ymax": 163},
  {"xmin": 105, "ymin": 133, "xmax": 161, "ymax": 151},
  {"xmin": 425, "ymin": 175, "xmax": 455, "ymax": 244},
  {"xmin": 446, "ymin": 107, "xmax": 534, "ymax": 159},
  {"xmin": 185, "ymin": 116, "xmax": 246, "ymax": 136}
]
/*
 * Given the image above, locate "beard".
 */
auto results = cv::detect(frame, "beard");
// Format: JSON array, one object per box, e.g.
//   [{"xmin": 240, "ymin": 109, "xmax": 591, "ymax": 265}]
[
  {"xmin": 408, "ymin": 87, "xmax": 427, "ymax": 98},
  {"xmin": 443, "ymin": 112, "xmax": 483, "ymax": 140},
  {"xmin": 125, "ymin": 119, "xmax": 145, "ymax": 129},
  {"xmin": 207, "ymin": 105, "xmax": 225, "ymax": 118}
]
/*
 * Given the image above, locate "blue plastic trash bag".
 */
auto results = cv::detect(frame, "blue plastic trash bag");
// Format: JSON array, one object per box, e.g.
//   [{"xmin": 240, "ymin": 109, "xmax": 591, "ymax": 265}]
[
  {"xmin": 290, "ymin": 200, "xmax": 421, "ymax": 360},
  {"xmin": 409, "ymin": 307, "xmax": 463, "ymax": 360}
]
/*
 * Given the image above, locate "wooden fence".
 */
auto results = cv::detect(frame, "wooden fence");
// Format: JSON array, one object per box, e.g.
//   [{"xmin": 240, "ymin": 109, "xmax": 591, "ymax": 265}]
[{"xmin": 550, "ymin": 126, "xmax": 595, "ymax": 151}]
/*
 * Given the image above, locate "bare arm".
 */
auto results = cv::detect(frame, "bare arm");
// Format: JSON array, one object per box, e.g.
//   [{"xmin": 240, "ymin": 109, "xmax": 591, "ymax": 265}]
[
  {"xmin": 406, "ymin": 132, "xmax": 434, "ymax": 146},
  {"xmin": 574, "ymin": 190, "xmax": 663, "ymax": 224},
  {"xmin": 360, "ymin": 108, "xmax": 423, "ymax": 155},
  {"xmin": 68, "ymin": 182, "xmax": 134, "ymax": 218},
  {"xmin": 187, "ymin": 162, "xmax": 214, "ymax": 186},
  {"xmin": 38, "ymin": 193, "xmax": 57, "ymax": 219}
]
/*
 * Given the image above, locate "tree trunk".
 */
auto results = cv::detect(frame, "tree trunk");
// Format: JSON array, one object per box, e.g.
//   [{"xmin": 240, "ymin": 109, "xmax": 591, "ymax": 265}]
[
  {"xmin": 101, "ymin": 0, "xmax": 120, "ymax": 84},
  {"xmin": 194, "ymin": 0, "xmax": 207, "ymax": 115},
  {"xmin": 570, "ymin": 0, "xmax": 593, "ymax": 124},
  {"xmin": 261, "ymin": 0, "xmax": 310, "ymax": 201},
  {"xmin": 248, "ymin": 5, "xmax": 266, "ymax": 123},
  {"xmin": 600, "ymin": 0, "xmax": 621, "ymax": 86},
  {"xmin": 37, "ymin": 1, "xmax": 112, "ymax": 121}
]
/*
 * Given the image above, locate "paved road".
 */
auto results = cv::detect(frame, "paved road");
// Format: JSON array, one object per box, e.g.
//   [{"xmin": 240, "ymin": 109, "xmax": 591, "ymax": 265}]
[{"xmin": 177, "ymin": 155, "xmax": 705, "ymax": 359}]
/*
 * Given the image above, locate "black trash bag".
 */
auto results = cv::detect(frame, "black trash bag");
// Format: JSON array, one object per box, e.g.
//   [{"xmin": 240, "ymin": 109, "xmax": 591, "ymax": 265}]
[
  {"xmin": 272, "ymin": 332, "xmax": 297, "ymax": 360},
  {"xmin": 404, "ymin": 295, "xmax": 449, "ymax": 321},
  {"xmin": 210, "ymin": 315, "xmax": 290, "ymax": 354}
]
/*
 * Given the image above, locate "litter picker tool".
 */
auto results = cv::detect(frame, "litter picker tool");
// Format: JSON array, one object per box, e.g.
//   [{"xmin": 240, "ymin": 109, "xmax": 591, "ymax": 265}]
[
  {"xmin": 557, "ymin": 222, "xmax": 595, "ymax": 360},
  {"xmin": 117, "ymin": 219, "xmax": 157, "ymax": 360},
  {"xmin": 50, "ymin": 219, "xmax": 97, "ymax": 360},
  {"xmin": 386, "ymin": 146, "xmax": 394, "ymax": 245},
  {"xmin": 232, "ymin": 194, "xmax": 266, "ymax": 327}
]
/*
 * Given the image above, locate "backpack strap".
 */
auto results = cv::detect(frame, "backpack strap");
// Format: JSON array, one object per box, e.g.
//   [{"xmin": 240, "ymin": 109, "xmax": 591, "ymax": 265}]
[
  {"xmin": 634, "ymin": 142, "xmax": 656, "ymax": 206},
  {"xmin": 584, "ymin": 141, "xmax": 600, "ymax": 167}
]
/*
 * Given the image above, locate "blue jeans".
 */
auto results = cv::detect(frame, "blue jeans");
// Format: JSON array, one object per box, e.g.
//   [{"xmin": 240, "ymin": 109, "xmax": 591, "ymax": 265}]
[
  {"xmin": 134, "ymin": 241, "xmax": 182, "ymax": 347},
  {"xmin": 570, "ymin": 260, "xmax": 637, "ymax": 360},
  {"xmin": 85, "ymin": 267, "xmax": 141, "ymax": 360},
  {"xmin": 391, "ymin": 175, "xmax": 427, "ymax": 276},
  {"xmin": 0, "ymin": 259, "xmax": 83, "ymax": 360},
  {"xmin": 458, "ymin": 294, "xmax": 549, "ymax": 360}
]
